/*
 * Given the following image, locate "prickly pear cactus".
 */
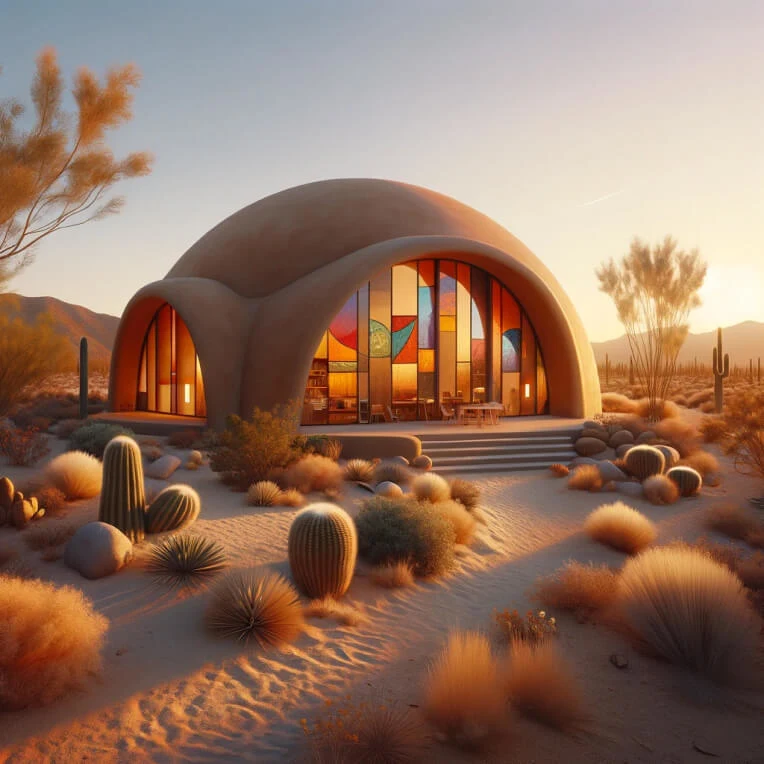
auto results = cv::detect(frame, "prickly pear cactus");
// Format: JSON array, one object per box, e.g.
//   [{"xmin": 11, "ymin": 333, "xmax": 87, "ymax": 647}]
[{"xmin": 98, "ymin": 435, "xmax": 146, "ymax": 542}]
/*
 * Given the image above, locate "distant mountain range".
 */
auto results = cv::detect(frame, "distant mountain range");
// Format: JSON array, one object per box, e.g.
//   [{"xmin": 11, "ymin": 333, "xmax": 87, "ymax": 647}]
[
  {"xmin": 592, "ymin": 321, "xmax": 764, "ymax": 368},
  {"xmin": 0, "ymin": 294, "xmax": 120, "ymax": 369}
]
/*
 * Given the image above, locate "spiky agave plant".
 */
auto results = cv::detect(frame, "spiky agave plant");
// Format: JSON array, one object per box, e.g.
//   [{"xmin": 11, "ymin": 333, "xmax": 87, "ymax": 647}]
[
  {"xmin": 146, "ymin": 535, "xmax": 227, "ymax": 589},
  {"xmin": 247, "ymin": 480, "xmax": 283, "ymax": 507},
  {"xmin": 344, "ymin": 458, "xmax": 375, "ymax": 483},
  {"xmin": 205, "ymin": 570, "xmax": 304, "ymax": 647}
]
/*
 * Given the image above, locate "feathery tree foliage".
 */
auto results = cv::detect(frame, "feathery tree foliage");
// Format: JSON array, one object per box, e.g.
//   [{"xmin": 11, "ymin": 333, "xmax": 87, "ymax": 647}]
[
  {"xmin": 596, "ymin": 236, "xmax": 707, "ymax": 420},
  {"xmin": 0, "ymin": 47, "xmax": 152, "ymax": 287}
]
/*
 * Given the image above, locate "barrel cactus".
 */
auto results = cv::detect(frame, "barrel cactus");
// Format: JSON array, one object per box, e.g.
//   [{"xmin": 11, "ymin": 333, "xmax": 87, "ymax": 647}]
[
  {"xmin": 624, "ymin": 445, "xmax": 665, "ymax": 481},
  {"xmin": 146, "ymin": 484, "xmax": 201, "ymax": 533},
  {"xmin": 98, "ymin": 435, "xmax": 146, "ymax": 543},
  {"xmin": 287, "ymin": 503, "xmax": 357, "ymax": 599},
  {"xmin": 666, "ymin": 466, "xmax": 703, "ymax": 497}
]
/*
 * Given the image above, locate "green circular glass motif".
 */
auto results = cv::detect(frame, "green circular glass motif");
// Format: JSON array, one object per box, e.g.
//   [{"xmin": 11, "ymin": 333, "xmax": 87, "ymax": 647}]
[{"xmin": 369, "ymin": 319, "xmax": 391, "ymax": 358}]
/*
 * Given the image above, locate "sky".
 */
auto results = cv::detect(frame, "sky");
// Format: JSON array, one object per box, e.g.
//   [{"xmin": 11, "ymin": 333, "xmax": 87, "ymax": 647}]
[{"xmin": 2, "ymin": 0, "xmax": 763, "ymax": 342}]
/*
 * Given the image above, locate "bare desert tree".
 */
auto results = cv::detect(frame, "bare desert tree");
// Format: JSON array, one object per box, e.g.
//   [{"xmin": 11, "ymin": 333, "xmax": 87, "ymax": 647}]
[
  {"xmin": 0, "ymin": 47, "xmax": 152, "ymax": 286},
  {"xmin": 596, "ymin": 236, "xmax": 707, "ymax": 420}
]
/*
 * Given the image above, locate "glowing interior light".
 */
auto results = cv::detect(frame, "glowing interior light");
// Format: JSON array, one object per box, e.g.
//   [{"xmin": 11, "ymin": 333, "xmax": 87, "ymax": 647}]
[
  {"xmin": 524, "ymin": 383, "xmax": 531, "ymax": 398},
  {"xmin": 184, "ymin": 383, "xmax": 191, "ymax": 404}
]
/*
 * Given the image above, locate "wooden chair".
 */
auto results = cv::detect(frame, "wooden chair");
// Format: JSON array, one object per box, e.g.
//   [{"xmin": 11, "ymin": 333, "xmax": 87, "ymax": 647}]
[
  {"xmin": 440, "ymin": 403, "xmax": 457, "ymax": 423},
  {"xmin": 385, "ymin": 405, "xmax": 401, "ymax": 423}
]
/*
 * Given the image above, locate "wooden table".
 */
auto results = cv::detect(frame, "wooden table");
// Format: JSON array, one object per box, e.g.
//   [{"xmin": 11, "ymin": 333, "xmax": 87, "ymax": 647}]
[{"xmin": 457, "ymin": 402, "xmax": 502, "ymax": 426}]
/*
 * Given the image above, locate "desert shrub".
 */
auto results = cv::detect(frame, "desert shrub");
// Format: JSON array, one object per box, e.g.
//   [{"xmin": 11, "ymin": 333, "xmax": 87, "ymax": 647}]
[
  {"xmin": 283, "ymin": 454, "xmax": 344, "ymax": 495},
  {"xmin": 585, "ymin": 502, "xmax": 657, "ymax": 553},
  {"xmin": 344, "ymin": 458, "xmax": 375, "ymax": 483},
  {"xmin": 55, "ymin": 418, "xmax": 85, "ymax": 440},
  {"xmin": 549, "ymin": 463, "xmax": 569, "ymax": 478},
  {"xmin": 247, "ymin": 480, "xmax": 283, "ymax": 507},
  {"xmin": 297, "ymin": 434, "xmax": 343, "ymax": 460},
  {"xmin": 423, "ymin": 631, "xmax": 508, "ymax": 751},
  {"xmin": 567, "ymin": 465, "xmax": 602, "ymax": 492},
  {"xmin": 534, "ymin": 562, "xmax": 619, "ymax": 616},
  {"xmin": 167, "ymin": 428, "xmax": 203, "ymax": 449},
  {"xmin": 205, "ymin": 570, "xmax": 304, "ymax": 646},
  {"xmin": 654, "ymin": 418, "xmax": 701, "ymax": 457},
  {"xmin": 146, "ymin": 535, "xmax": 228, "ymax": 589},
  {"xmin": 33, "ymin": 486, "xmax": 66, "ymax": 514},
  {"xmin": 687, "ymin": 389, "xmax": 714, "ymax": 408},
  {"xmin": 0, "ymin": 576, "xmax": 108, "ymax": 709},
  {"xmin": 44, "ymin": 450, "xmax": 103, "ymax": 500},
  {"xmin": 206, "ymin": 401, "xmax": 302, "ymax": 491},
  {"xmin": 304, "ymin": 699, "xmax": 425, "ymax": 763},
  {"xmin": 277, "ymin": 488, "xmax": 305, "ymax": 507},
  {"xmin": 448, "ymin": 478, "xmax": 481, "ymax": 511},
  {"xmin": 700, "ymin": 416, "xmax": 727, "ymax": 444},
  {"xmin": 23, "ymin": 521, "xmax": 78, "ymax": 551},
  {"xmin": 705, "ymin": 503, "xmax": 763, "ymax": 547},
  {"xmin": 412, "ymin": 472, "xmax": 450, "ymax": 503},
  {"xmin": 68, "ymin": 421, "xmax": 136, "ymax": 459},
  {"xmin": 679, "ymin": 449, "xmax": 719, "ymax": 477},
  {"xmin": 303, "ymin": 597, "xmax": 368, "ymax": 627},
  {"xmin": 494, "ymin": 608, "xmax": 557, "ymax": 645},
  {"xmin": 737, "ymin": 552, "xmax": 764, "ymax": 591},
  {"xmin": 316, "ymin": 438, "xmax": 342, "ymax": 460},
  {"xmin": 437, "ymin": 500, "xmax": 477, "ymax": 545},
  {"xmin": 601, "ymin": 393, "xmax": 639, "ymax": 415},
  {"xmin": 505, "ymin": 640, "xmax": 585, "ymax": 731},
  {"xmin": 373, "ymin": 461, "xmax": 412, "ymax": 486},
  {"xmin": 643, "ymin": 474, "xmax": 680, "ymax": 505},
  {"xmin": 617, "ymin": 547, "xmax": 762, "ymax": 684},
  {"xmin": 142, "ymin": 445, "xmax": 163, "ymax": 463},
  {"xmin": 370, "ymin": 561, "xmax": 415, "ymax": 589},
  {"xmin": 672, "ymin": 393, "xmax": 688, "ymax": 407},
  {"xmin": 0, "ymin": 425, "xmax": 50, "ymax": 466},
  {"xmin": 355, "ymin": 496, "xmax": 456, "ymax": 577}
]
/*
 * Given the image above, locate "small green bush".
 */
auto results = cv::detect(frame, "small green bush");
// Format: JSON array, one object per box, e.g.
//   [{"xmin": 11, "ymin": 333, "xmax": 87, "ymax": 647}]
[
  {"xmin": 355, "ymin": 496, "xmax": 456, "ymax": 577},
  {"xmin": 68, "ymin": 421, "xmax": 136, "ymax": 459}
]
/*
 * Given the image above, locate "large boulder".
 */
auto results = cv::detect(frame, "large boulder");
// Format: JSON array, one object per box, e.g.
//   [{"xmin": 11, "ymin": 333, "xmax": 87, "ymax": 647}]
[
  {"xmin": 609, "ymin": 430, "xmax": 634, "ymax": 449},
  {"xmin": 64, "ymin": 522, "xmax": 133, "ymax": 579},
  {"xmin": 635, "ymin": 430, "xmax": 657, "ymax": 445},
  {"xmin": 575, "ymin": 437, "xmax": 608, "ymax": 457},
  {"xmin": 597, "ymin": 460, "xmax": 628, "ymax": 483},
  {"xmin": 145, "ymin": 454, "xmax": 182, "ymax": 480},
  {"xmin": 616, "ymin": 481, "xmax": 645, "ymax": 499},
  {"xmin": 654, "ymin": 445, "xmax": 680, "ymax": 470},
  {"xmin": 580, "ymin": 428, "xmax": 609, "ymax": 444}
]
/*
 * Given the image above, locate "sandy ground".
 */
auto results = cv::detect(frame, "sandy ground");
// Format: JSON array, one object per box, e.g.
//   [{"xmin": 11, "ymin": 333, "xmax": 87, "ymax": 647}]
[{"xmin": 0, "ymin": 435, "xmax": 763, "ymax": 763}]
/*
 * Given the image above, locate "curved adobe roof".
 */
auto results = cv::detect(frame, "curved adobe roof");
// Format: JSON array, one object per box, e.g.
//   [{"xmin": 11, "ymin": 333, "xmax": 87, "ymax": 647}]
[{"xmin": 167, "ymin": 178, "xmax": 550, "ymax": 299}]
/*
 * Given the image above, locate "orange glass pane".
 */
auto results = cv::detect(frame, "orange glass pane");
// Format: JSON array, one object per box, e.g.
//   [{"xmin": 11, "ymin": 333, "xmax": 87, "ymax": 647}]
[
  {"xmin": 328, "ymin": 331, "xmax": 356, "ymax": 362},
  {"xmin": 440, "ymin": 314, "xmax": 456, "ymax": 332},
  {"xmin": 419, "ymin": 349, "xmax": 435, "ymax": 372}
]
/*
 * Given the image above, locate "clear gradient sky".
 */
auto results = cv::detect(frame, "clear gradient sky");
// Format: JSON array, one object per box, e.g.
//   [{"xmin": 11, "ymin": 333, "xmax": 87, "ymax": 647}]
[{"xmin": 2, "ymin": 0, "xmax": 763, "ymax": 341}]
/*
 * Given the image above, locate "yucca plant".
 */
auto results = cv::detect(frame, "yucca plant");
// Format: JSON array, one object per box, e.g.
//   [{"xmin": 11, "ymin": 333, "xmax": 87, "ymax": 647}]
[
  {"xmin": 145, "ymin": 535, "xmax": 227, "ymax": 589},
  {"xmin": 344, "ymin": 458, "xmax": 375, "ymax": 483},
  {"xmin": 247, "ymin": 480, "xmax": 283, "ymax": 507},
  {"xmin": 205, "ymin": 570, "xmax": 304, "ymax": 646}
]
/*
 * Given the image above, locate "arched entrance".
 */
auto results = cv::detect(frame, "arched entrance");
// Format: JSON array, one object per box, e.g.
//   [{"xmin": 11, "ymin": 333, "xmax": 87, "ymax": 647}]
[{"xmin": 301, "ymin": 258, "xmax": 548, "ymax": 425}]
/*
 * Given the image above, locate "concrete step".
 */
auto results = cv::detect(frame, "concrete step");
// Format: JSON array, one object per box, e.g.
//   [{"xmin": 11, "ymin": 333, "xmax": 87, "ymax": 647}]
[
  {"xmin": 432, "ymin": 460, "xmax": 566, "ymax": 475},
  {"xmin": 418, "ymin": 428, "xmax": 580, "ymax": 443},
  {"xmin": 431, "ymin": 449, "xmax": 575, "ymax": 465},
  {"xmin": 424, "ymin": 439, "xmax": 574, "ymax": 456}
]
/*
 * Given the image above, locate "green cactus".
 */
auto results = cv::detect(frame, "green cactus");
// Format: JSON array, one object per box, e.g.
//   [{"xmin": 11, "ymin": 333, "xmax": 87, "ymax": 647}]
[
  {"xmin": 98, "ymin": 435, "xmax": 146, "ymax": 542},
  {"xmin": 146, "ymin": 484, "xmax": 201, "ymax": 533},
  {"xmin": 79, "ymin": 337, "xmax": 89, "ymax": 420},
  {"xmin": 288, "ymin": 502, "xmax": 357, "ymax": 599},
  {"xmin": 624, "ymin": 445, "xmax": 666, "ymax": 481},
  {"xmin": 713, "ymin": 327, "xmax": 730, "ymax": 413},
  {"xmin": 666, "ymin": 466, "xmax": 702, "ymax": 497}
]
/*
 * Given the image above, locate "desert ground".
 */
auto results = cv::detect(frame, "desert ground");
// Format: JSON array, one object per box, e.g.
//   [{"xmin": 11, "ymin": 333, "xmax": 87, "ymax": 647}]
[{"xmin": 1, "ymin": 422, "xmax": 762, "ymax": 764}]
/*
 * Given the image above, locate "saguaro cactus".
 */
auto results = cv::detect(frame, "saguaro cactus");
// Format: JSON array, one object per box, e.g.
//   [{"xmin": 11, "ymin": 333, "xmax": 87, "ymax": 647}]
[
  {"xmin": 605, "ymin": 353, "xmax": 610, "ymax": 386},
  {"xmin": 712, "ymin": 327, "xmax": 730, "ymax": 413},
  {"xmin": 628, "ymin": 356, "xmax": 635, "ymax": 385},
  {"xmin": 99, "ymin": 435, "xmax": 146, "ymax": 542},
  {"xmin": 79, "ymin": 337, "xmax": 88, "ymax": 420}
]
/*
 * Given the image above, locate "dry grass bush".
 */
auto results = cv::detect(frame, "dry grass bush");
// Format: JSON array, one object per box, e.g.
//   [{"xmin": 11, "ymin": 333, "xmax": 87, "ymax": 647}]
[
  {"xmin": 700, "ymin": 416, "xmax": 727, "ymax": 444},
  {"xmin": 567, "ymin": 465, "xmax": 603, "ymax": 492},
  {"xmin": 534, "ymin": 562, "xmax": 619, "ymax": 616},
  {"xmin": 33, "ymin": 486, "xmax": 66, "ymax": 514},
  {"xmin": 585, "ymin": 501, "xmax": 657, "ymax": 553},
  {"xmin": 277, "ymin": 488, "xmax": 305, "ymax": 507},
  {"xmin": 304, "ymin": 699, "xmax": 425, "ymax": 763},
  {"xmin": 247, "ymin": 480, "xmax": 283, "ymax": 507},
  {"xmin": 678, "ymin": 449, "xmax": 719, "ymax": 476},
  {"xmin": 0, "ymin": 425, "xmax": 51, "ymax": 466},
  {"xmin": 601, "ymin": 393, "xmax": 639, "ymax": 415},
  {"xmin": 699, "ymin": 401, "xmax": 716, "ymax": 413},
  {"xmin": 411, "ymin": 472, "xmax": 450, "ymax": 503},
  {"xmin": 549, "ymin": 463, "xmax": 569, "ymax": 478},
  {"xmin": 55, "ymin": 418, "xmax": 85, "ymax": 440},
  {"xmin": 505, "ymin": 640, "xmax": 585, "ymax": 731},
  {"xmin": 737, "ymin": 553, "xmax": 764, "ymax": 590},
  {"xmin": 304, "ymin": 597, "xmax": 369, "ymax": 627},
  {"xmin": 448, "ymin": 478, "xmax": 481, "ymax": 511},
  {"xmin": 0, "ymin": 576, "xmax": 108, "ymax": 709},
  {"xmin": 687, "ymin": 389, "xmax": 714, "ymax": 408},
  {"xmin": 643, "ymin": 474, "xmax": 680, "ymax": 505},
  {"xmin": 423, "ymin": 631, "xmax": 508, "ymax": 751},
  {"xmin": 355, "ymin": 496, "xmax": 456, "ymax": 578},
  {"xmin": 654, "ymin": 418, "xmax": 700, "ymax": 456},
  {"xmin": 370, "ymin": 561, "xmax": 415, "ymax": 589},
  {"xmin": 672, "ymin": 393, "xmax": 688, "ymax": 407},
  {"xmin": 23, "ymin": 521, "xmax": 78, "ymax": 551},
  {"xmin": 705, "ymin": 503, "xmax": 763, "ymax": 547},
  {"xmin": 617, "ymin": 547, "xmax": 762, "ymax": 684},
  {"xmin": 146, "ymin": 535, "xmax": 228, "ymax": 589},
  {"xmin": 494, "ymin": 609, "xmax": 557, "ymax": 645},
  {"xmin": 284, "ymin": 454, "xmax": 344, "ymax": 495},
  {"xmin": 44, "ymin": 450, "xmax": 102, "ymax": 500},
  {"xmin": 373, "ymin": 461, "xmax": 412, "ymax": 486},
  {"xmin": 437, "ymin": 500, "xmax": 477, "ymax": 545},
  {"xmin": 205, "ymin": 570, "xmax": 304, "ymax": 646},
  {"xmin": 664, "ymin": 538, "xmax": 742, "ymax": 576},
  {"xmin": 633, "ymin": 398, "xmax": 680, "ymax": 420},
  {"xmin": 344, "ymin": 458, "xmax": 375, "ymax": 483}
]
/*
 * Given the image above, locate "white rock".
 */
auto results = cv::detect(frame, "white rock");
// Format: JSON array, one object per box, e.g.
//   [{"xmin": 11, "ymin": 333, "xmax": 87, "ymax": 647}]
[
  {"xmin": 64, "ymin": 521, "xmax": 133, "ymax": 579},
  {"xmin": 375, "ymin": 481, "xmax": 403, "ymax": 498},
  {"xmin": 145, "ymin": 454, "xmax": 182, "ymax": 480}
]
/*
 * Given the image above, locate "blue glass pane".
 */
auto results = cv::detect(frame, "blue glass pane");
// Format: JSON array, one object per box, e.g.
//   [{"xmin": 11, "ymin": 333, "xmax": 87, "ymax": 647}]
[{"xmin": 502, "ymin": 329, "xmax": 521, "ymax": 372}]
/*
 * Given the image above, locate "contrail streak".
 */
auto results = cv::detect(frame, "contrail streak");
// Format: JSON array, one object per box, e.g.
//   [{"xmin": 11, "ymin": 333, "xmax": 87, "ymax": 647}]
[{"xmin": 580, "ymin": 188, "xmax": 625, "ymax": 207}]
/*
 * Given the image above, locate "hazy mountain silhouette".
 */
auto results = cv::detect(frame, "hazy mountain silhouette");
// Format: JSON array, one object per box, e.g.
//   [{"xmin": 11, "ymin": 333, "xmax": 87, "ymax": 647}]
[
  {"xmin": 0, "ymin": 293, "xmax": 119, "ymax": 368},
  {"xmin": 592, "ymin": 321, "xmax": 764, "ymax": 368}
]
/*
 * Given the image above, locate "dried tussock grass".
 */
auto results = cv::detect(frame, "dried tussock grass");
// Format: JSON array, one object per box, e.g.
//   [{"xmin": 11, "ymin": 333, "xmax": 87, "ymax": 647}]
[
  {"xmin": 147, "ymin": 535, "xmax": 228, "ymax": 589},
  {"xmin": 534, "ymin": 562, "xmax": 619, "ymax": 616},
  {"xmin": 44, "ymin": 450, "xmax": 102, "ymax": 500},
  {"xmin": 0, "ymin": 576, "xmax": 108, "ymax": 709},
  {"xmin": 23, "ymin": 521, "xmax": 78, "ymax": 551},
  {"xmin": 678, "ymin": 450, "xmax": 719, "ymax": 477},
  {"xmin": 601, "ymin": 393, "xmax": 639, "ymax": 415},
  {"xmin": 448, "ymin": 478, "xmax": 481, "ymax": 511},
  {"xmin": 277, "ymin": 488, "xmax": 305, "ymax": 507},
  {"xmin": 370, "ymin": 561, "xmax": 415, "ymax": 589},
  {"xmin": 654, "ymin": 418, "xmax": 700, "ymax": 456},
  {"xmin": 700, "ymin": 416, "xmax": 727, "ymax": 444},
  {"xmin": 505, "ymin": 640, "xmax": 586, "ymax": 731},
  {"xmin": 247, "ymin": 480, "xmax": 283, "ymax": 507},
  {"xmin": 284, "ymin": 454, "xmax": 344, "ymax": 495},
  {"xmin": 304, "ymin": 597, "xmax": 369, "ymax": 627},
  {"xmin": 643, "ymin": 474, "xmax": 680, "ymax": 506},
  {"xmin": 549, "ymin": 463, "xmax": 569, "ymax": 478},
  {"xmin": 423, "ymin": 631, "xmax": 509, "ymax": 751},
  {"xmin": 617, "ymin": 547, "xmax": 762, "ymax": 684},
  {"xmin": 32, "ymin": 486, "xmax": 66, "ymax": 514},
  {"xmin": 737, "ymin": 553, "xmax": 764, "ymax": 590},
  {"xmin": 437, "ymin": 500, "xmax": 477, "ymax": 545},
  {"xmin": 344, "ymin": 458, "xmax": 375, "ymax": 483},
  {"xmin": 705, "ymin": 503, "xmax": 763, "ymax": 546},
  {"xmin": 585, "ymin": 501, "xmax": 657, "ymax": 553},
  {"xmin": 567, "ymin": 465, "xmax": 603, "ymax": 492},
  {"xmin": 411, "ymin": 472, "xmax": 451, "ymax": 503}
]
